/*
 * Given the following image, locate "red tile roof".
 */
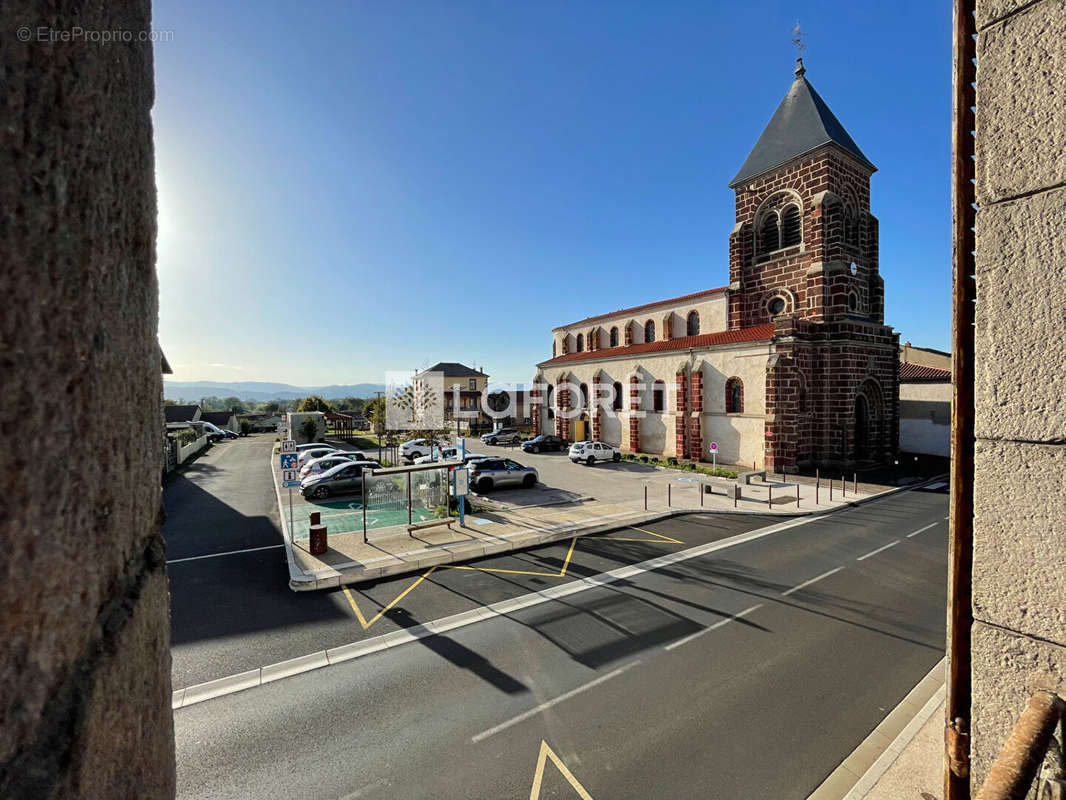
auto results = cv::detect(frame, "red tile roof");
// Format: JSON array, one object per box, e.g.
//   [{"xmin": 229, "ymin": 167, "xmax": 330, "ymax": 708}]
[
  {"xmin": 899, "ymin": 362, "xmax": 951, "ymax": 381},
  {"xmin": 539, "ymin": 324, "xmax": 775, "ymax": 367},
  {"xmin": 555, "ymin": 286, "xmax": 729, "ymax": 330}
]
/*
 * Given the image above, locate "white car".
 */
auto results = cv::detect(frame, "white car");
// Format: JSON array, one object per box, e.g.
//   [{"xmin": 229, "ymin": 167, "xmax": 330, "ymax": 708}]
[
  {"xmin": 569, "ymin": 441, "xmax": 621, "ymax": 465},
  {"xmin": 301, "ymin": 452, "xmax": 368, "ymax": 477},
  {"xmin": 400, "ymin": 438, "xmax": 436, "ymax": 460},
  {"xmin": 296, "ymin": 442, "xmax": 332, "ymax": 451},
  {"xmin": 297, "ymin": 447, "xmax": 349, "ymax": 468},
  {"xmin": 414, "ymin": 446, "xmax": 458, "ymax": 465}
]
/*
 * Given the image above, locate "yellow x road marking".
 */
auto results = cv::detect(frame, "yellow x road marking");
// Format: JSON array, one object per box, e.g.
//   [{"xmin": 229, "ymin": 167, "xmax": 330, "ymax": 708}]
[
  {"xmin": 443, "ymin": 537, "xmax": 579, "ymax": 577},
  {"xmin": 341, "ymin": 567, "xmax": 437, "ymax": 630},
  {"xmin": 529, "ymin": 740, "xmax": 595, "ymax": 799}
]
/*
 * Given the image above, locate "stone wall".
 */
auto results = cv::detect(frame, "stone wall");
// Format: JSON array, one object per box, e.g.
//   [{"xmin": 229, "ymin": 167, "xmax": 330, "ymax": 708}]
[
  {"xmin": 0, "ymin": 1, "xmax": 175, "ymax": 797},
  {"xmin": 971, "ymin": 0, "xmax": 1066, "ymax": 787}
]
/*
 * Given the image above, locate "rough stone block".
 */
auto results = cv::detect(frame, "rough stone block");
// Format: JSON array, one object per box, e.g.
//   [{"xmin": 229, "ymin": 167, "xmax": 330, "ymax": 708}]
[
  {"xmin": 974, "ymin": 188, "xmax": 1066, "ymax": 442},
  {"xmin": 977, "ymin": 0, "xmax": 1045, "ymax": 29},
  {"xmin": 973, "ymin": 440, "xmax": 1066, "ymax": 643},
  {"xmin": 970, "ymin": 621, "xmax": 1066, "ymax": 790},
  {"xmin": 976, "ymin": 2, "xmax": 1066, "ymax": 204}
]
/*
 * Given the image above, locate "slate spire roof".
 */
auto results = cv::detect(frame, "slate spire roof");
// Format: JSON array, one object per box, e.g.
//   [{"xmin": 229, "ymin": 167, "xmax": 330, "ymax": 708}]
[{"xmin": 729, "ymin": 59, "xmax": 875, "ymax": 188}]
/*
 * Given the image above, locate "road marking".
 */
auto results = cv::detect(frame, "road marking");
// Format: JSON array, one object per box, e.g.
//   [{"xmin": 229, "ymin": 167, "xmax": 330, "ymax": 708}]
[
  {"xmin": 341, "ymin": 568, "xmax": 437, "ymax": 630},
  {"xmin": 472, "ymin": 660, "xmax": 641, "ymax": 743},
  {"xmin": 924, "ymin": 481, "xmax": 948, "ymax": 490},
  {"xmin": 781, "ymin": 566, "xmax": 845, "ymax": 596},
  {"xmin": 605, "ymin": 526, "xmax": 683, "ymax": 544},
  {"xmin": 528, "ymin": 740, "xmax": 595, "ymax": 800},
  {"xmin": 663, "ymin": 604, "xmax": 764, "ymax": 651},
  {"xmin": 166, "ymin": 544, "xmax": 285, "ymax": 564},
  {"xmin": 443, "ymin": 537, "xmax": 579, "ymax": 578},
  {"xmin": 857, "ymin": 540, "xmax": 901, "ymax": 561},
  {"xmin": 907, "ymin": 523, "xmax": 939, "ymax": 538}
]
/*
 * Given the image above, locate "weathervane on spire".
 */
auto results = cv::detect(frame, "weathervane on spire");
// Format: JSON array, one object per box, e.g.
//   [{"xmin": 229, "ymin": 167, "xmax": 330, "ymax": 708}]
[{"xmin": 792, "ymin": 20, "xmax": 806, "ymax": 76}]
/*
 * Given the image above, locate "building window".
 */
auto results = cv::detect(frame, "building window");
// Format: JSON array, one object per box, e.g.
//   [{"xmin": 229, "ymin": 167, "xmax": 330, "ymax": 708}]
[
  {"xmin": 546, "ymin": 384, "xmax": 555, "ymax": 419},
  {"xmin": 645, "ymin": 320, "xmax": 655, "ymax": 343},
  {"xmin": 609, "ymin": 327, "xmax": 619, "ymax": 348},
  {"xmin": 725, "ymin": 377, "xmax": 744, "ymax": 414},
  {"xmin": 612, "ymin": 381, "xmax": 623, "ymax": 411},
  {"xmin": 552, "ymin": 341, "xmax": 556, "ymax": 357},
  {"xmin": 758, "ymin": 212, "xmax": 780, "ymax": 254},
  {"xmin": 686, "ymin": 311, "xmax": 700, "ymax": 336},
  {"xmin": 652, "ymin": 380, "xmax": 665, "ymax": 412},
  {"xmin": 767, "ymin": 295, "xmax": 787, "ymax": 316},
  {"xmin": 848, "ymin": 291, "xmax": 859, "ymax": 312},
  {"xmin": 579, "ymin": 383, "xmax": 589, "ymax": 411},
  {"xmin": 844, "ymin": 205, "xmax": 858, "ymax": 246},
  {"xmin": 781, "ymin": 204, "xmax": 802, "ymax": 248},
  {"xmin": 576, "ymin": 333, "xmax": 584, "ymax": 353},
  {"xmin": 468, "ymin": 378, "xmax": 476, "ymax": 391}
]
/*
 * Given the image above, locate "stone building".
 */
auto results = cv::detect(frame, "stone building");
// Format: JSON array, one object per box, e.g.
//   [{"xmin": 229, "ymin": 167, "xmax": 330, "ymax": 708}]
[
  {"xmin": 532, "ymin": 60, "xmax": 899, "ymax": 471},
  {"xmin": 898, "ymin": 344, "xmax": 951, "ymax": 459}
]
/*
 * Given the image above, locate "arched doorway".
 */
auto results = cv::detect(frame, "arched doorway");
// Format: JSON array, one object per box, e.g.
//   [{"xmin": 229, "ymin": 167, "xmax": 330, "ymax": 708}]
[{"xmin": 854, "ymin": 394, "xmax": 870, "ymax": 459}]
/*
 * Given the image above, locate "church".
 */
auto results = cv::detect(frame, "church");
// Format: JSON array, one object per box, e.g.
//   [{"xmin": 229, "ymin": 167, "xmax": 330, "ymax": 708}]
[{"xmin": 531, "ymin": 59, "xmax": 900, "ymax": 472}]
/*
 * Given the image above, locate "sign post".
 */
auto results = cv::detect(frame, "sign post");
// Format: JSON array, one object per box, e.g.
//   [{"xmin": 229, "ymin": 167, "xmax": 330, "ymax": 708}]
[
  {"xmin": 279, "ymin": 440, "xmax": 299, "ymax": 542},
  {"xmin": 709, "ymin": 441, "xmax": 719, "ymax": 473},
  {"xmin": 453, "ymin": 466, "xmax": 469, "ymax": 527}
]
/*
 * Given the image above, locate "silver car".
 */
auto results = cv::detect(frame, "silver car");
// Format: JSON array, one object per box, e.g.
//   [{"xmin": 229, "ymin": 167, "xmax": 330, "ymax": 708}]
[
  {"xmin": 300, "ymin": 460, "xmax": 378, "ymax": 500},
  {"xmin": 468, "ymin": 458, "xmax": 538, "ymax": 493}
]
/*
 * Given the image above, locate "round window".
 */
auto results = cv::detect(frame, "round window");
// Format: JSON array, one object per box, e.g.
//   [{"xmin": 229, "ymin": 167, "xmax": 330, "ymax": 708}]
[
  {"xmin": 768, "ymin": 297, "xmax": 786, "ymax": 315},
  {"xmin": 850, "ymin": 262, "xmax": 858, "ymax": 276}
]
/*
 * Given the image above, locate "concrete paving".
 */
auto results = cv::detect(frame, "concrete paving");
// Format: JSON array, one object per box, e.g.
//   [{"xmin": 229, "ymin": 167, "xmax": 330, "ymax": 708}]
[{"xmin": 274, "ymin": 440, "xmax": 879, "ymax": 589}]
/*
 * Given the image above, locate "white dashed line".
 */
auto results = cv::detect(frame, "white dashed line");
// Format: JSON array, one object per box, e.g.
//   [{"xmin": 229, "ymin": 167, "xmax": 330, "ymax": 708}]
[
  {"xmin": 471, "ymin": 660, "xmax": 642, "ymax": 743},
  {"xmin": 167, "ymin": 544, "xmax": 285, "ymax": 564},
  {"xmin": 907, "ymin": 523, "xmax": 938, "ymax": 538},
  {"xmin": 857, "ymin": 540, "xmax": 901, "ymax": 561},
  {"xmin": 782, "ymin": 566, "xmax": 845, "ymax": 596},
  {"xmin": 663, "ymin": 604, "xmax": 765, "ymax": 651}
]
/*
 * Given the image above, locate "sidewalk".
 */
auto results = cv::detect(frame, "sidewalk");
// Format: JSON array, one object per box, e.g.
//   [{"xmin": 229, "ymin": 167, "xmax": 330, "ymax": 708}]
[
  {"xmin": 808, "ymin": 659, "xmax": 946, "ymax": 800},
  {"xmin": 273, "ymin": 454, "xmax": 910, "ymax": 590}
]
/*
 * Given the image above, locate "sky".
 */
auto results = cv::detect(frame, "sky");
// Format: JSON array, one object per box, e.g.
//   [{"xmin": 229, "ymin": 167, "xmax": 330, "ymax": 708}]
[{"xmin": 153, "ymin": 0, "xmax": 953, "ymax": 387}]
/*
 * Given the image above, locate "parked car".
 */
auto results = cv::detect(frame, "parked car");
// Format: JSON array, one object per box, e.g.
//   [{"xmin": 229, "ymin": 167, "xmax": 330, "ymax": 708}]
[
  {"xmin": 520, "ymin": 434, "xmax": 568, "ymax": 454},
  {"xmin": 222, "ymin": 429, "xmax": 239, "ymax": 439},
  {"xmin": 468, "ymin": 458, "xmax": 538, "ymax": 492},
  {"xmin": 200, "ymin": 421, "xmax": 226, "ymax": 442},
  {"xmin": 296, "ymin": 442, "xmax": 333, "ymax": 451},
  {"xmin": 300, "ymin": 452, "xmax": 375, "ymax": 477},
  {"xmin": 300, "ymin": 460, "xmax": 378, "ymax": 500},
  {"xmin": 400, "ymin": 438, "xmax": 435, "ymax": 460},
  {"xmin": 297, "ymin": 446, "xmax": 350, "ymax": 468},
  {"xmin": 481, "ymin": 428, "xmax": 521, "ymax": 446},
  {"xmin": 569, "ymin": 441, "xmax": 621, "ymax": 465},
  {"xmin": 414, "ymin": 446, "xmax": 459, "ymax": 465}
]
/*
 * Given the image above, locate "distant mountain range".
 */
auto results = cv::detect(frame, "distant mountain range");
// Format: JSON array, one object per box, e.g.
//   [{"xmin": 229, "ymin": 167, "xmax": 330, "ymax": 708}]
[{"xmin": 163, "ymin": 380, "xmax": 386, "ymax": 402}]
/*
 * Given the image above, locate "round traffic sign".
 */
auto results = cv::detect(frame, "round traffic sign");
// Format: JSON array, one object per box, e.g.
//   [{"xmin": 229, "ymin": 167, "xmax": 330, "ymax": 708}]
[{"xmin": 709, "ymin": 442, "xmax": 719, "ymax": 451}]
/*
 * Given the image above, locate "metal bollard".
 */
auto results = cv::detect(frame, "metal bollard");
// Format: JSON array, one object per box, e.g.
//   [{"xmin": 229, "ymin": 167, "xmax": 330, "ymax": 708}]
[
  {"xmin": 700, "ymin": 484, "xmax": 704, "ymax": 507},
  {"xmin": 768, "ymin": 484, "xmax": 773, "ymax": 507},
  {"xmin": 644, "ymin": 484, "xmax": 647, "ymax": 510},
  {"xmin": 796, "ymin": 482, "xmax": 800, "ymax": 508},
  {"xmin": 829, "ymin": 477, "xmax": 833, "ymax": 502},
  {"xmin": 733, "ymin": 483, "xmax": 739, "ymax": 508},
  {"xmin": 854, "ymin": 472, "xmax": 858, "ymax": 495},
  {"xmin": 309, "ymin": 523, "xmax": 328, "ymax": 556},
  {"xmin": 841, "ymin": 475, "xmax": 846, "ymax": 498},
  {"xmin": 668, "ymin": 483, "xmax": 672, "ymax": 507}
]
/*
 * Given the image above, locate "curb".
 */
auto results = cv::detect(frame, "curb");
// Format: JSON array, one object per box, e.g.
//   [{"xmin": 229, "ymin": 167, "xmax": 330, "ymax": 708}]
[
  {"xmin": 806, "ymin": 657, "xmax": 946, "ymax": 800},
  {"xmin": 272, "ymin": 451, "xmax": 946, "ymax": 591},
  {"xmin": 173, "ymin": 512, "xmax": 825, "ymax": 711}
]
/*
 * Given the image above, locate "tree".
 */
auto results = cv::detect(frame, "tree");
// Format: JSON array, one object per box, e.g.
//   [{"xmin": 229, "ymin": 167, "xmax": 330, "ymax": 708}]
[
  {"xmin": 263, "ymin": 401, "xmax": 280, "ymax": 415},
  {"xmin": 297, "ymin": 395, "xmax": 332, "ymax": 412},
  {"xmin": 365, "ymin": 397, "xmax": 386, "ymax": 436},
  {"xmin": 222, "ymin": 396, "xmax": 246, "ymax": 413},
  {"xmin": 239, "ymin": 419, "xmax": 252, "ymax": 435},
  {"xmin": 300, "ymin": 416, "xmax": 318, "ymax": 443}
]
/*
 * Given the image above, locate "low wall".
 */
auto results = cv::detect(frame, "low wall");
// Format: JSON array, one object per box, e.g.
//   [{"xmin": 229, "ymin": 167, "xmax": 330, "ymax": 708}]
[{"xmin": 178, "ymin": 434, "xmax": 209, "ymax": 463}]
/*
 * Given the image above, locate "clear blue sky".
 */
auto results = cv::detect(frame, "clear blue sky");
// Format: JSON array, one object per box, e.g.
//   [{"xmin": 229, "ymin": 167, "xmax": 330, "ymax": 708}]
[{"xmin": 154, "ymin": 0, "xmax": 952, "ymax": 387}]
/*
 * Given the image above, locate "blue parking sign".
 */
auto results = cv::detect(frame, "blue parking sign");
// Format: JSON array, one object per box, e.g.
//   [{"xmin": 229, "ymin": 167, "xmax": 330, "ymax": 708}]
[{"xmin": 280, "ymin": 453, "xmax": 298, "ymax": 470}]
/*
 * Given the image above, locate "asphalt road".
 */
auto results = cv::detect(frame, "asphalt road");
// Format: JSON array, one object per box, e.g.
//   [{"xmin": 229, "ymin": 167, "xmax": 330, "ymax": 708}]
[{"xmin": 171, "ymin": 469, "xmax": 949, "ymax": 800}]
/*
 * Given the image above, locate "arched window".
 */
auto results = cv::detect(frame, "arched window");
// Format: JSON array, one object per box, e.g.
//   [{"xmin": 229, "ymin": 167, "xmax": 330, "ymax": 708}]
[
  {"xmin": 780, "ymin": 204, "xmax": 802, "ymax": 248},
  {"xmin": 609, "ymin": 326, "xmax": 619, "ymax": 348},
  {"xmin": 579, "ymin": 383, "xmax": 589, "ymax": 411},
  {"xmin": 546, "ymin": 384, "xmax": 555, "ymax": 419},
  {"xmin": 848, "ymin": 291, "xmax": 859, "ymax": 312},
  {"xmin": 652, "ymin": 380, "xmax": 666, "ymax": 412},
  {"xmin": 725, "ymin": 377, "xmax": 744, "ymax": 414},
  {"xmin": 686, "ymin": 311, "xmax": 700, "ymax": 336},
  {"xmin": 552, "ymin": 341, "xmax": 556, "ymax": 357},
  {"xmin": 844, "ymin": 205, "xmax": 858, "ymax": 246},
  {"xmin": 576, "ymin": 333, "xmax": 584, "ymax": 353},
  {"xmin": 644, "ymin": 320, "xmax": 655, "ymax": 343},
  {"xmin": 758, "ymin": 212, "xmax": 780, "ymax": 254},
  {"xmin": 612, "ymin": 381, "xmax": 623, "ymax": 411}
]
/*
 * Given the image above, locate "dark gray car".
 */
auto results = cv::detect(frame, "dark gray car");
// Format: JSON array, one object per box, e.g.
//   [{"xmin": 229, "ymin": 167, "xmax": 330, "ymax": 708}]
[
  {"xmin": 300, "ymin": 460, "xmax": 377, "ymax": 499},
  {"xmin": 468, "ymin": 458, "xmax": 538, "ymax": 493}
]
